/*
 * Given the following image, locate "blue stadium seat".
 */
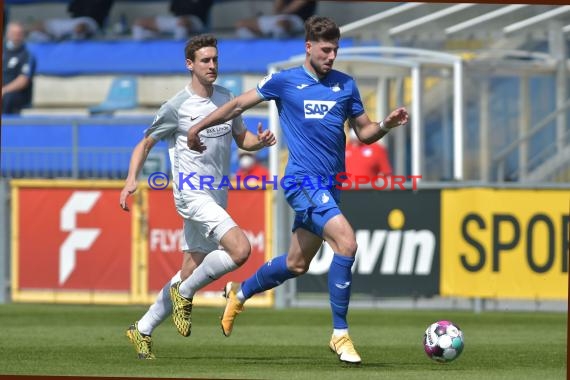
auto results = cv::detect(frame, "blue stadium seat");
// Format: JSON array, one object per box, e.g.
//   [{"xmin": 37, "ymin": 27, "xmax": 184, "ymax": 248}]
[
  {"xmin": 89, "ymin": 76, "xmax": 138, "ymax": 115},
  {"xmin": 216, "ymin": 75, "xmax": 243, "ymax": 96}
]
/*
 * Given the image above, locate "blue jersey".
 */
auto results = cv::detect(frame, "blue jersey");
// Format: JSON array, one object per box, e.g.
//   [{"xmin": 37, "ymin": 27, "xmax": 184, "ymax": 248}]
[{"xmin": 257, "ymin": 65, "xmax": 364, "ymax": 183}]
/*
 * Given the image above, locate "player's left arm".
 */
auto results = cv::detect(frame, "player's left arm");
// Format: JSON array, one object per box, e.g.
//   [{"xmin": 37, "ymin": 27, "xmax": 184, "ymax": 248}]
[
  {"xmin": 235, "ymin": 122, "xmax": 276, "ymax": 151},
  {"xmin": 350, "ymin": 107, "xmax": 409, "ymax": 144}
]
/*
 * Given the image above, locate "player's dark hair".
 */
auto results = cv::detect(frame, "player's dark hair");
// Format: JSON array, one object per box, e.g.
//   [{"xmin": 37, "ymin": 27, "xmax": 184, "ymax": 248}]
[
  {"xmin": 185, "ymin": 34, "xmax": 217, "ymax": 60},
  {"xmin": 305, "ymin": 16, "xmax": 340, "ymax": 42}
]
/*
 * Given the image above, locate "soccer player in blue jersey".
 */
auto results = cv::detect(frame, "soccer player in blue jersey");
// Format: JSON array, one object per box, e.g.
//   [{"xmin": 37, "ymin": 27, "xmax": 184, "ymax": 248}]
[{"xmin": 187, "ymin": 16, "xmax": 409, "ymax": 364}]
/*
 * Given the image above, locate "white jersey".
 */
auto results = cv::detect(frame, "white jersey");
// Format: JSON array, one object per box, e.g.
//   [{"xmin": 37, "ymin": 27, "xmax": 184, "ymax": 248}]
[{"xmin": 145, "ymin": 84, "xmax": 247, "ymax": 212}]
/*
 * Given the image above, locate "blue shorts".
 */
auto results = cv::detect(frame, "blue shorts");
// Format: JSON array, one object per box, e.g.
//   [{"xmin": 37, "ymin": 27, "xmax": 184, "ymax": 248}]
[{"xmin": 284, "ymin": 179, "xmax": 342, "ymax": 238}]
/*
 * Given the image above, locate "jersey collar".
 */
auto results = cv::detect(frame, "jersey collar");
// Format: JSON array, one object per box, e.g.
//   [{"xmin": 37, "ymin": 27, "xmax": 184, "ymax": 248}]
[
  {"xmin": 186, "ymin": 83, "xmax": 213, "ymax": 99},
  {"xmin": 301, "ymin": 64, "xmax": 321, "ymax": 82}
]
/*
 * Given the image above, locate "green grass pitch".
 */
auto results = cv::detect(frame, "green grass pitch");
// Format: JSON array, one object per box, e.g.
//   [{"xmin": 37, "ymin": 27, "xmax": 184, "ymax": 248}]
[{"xmin": 0, "ymin": 303, "xmax": 566, "ymax": 379}]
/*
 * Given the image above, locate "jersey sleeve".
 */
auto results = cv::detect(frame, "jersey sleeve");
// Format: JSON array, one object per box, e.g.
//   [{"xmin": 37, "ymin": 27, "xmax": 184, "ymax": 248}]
[
  {"xmin": 349, "ymin": 79, "xmax": 365, "ymax": 119},
  {"xmin": 256, "ymin": 71, "xmax": 284, "ymax": 101},
  {"xmin": 144, "ymin": 103, "xmax": 178, "ymax": 141}
]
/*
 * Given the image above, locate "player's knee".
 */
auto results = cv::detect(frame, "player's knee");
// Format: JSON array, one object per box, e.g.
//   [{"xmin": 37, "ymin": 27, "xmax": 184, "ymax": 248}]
[
  {"xmin": 338, "ymin": 239, "xmax": 358, "ymax": 257},
  {"xmin": 349, "ymin": 240, "xmax": 358, "ymax": 257},
  {"xmin": 230, "ymin": 242, "xmax": 251, "ymax": 267},
  {"xmin": 286, "ymin": 257, "xmax": 310, "ymax": 275},
  {"xmin": 290, "ymin": 265, "xmax": 308, "ymax": 276}
]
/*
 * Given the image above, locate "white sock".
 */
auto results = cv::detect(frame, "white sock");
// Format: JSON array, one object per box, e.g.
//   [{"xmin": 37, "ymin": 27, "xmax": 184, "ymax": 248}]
[
  {"xmin": 333, "ymin": 328, "xmax": 349, "ymax": 337},
  {"xmin": 236, "ymin": 289, "xmax": 246, "ymax": 303},
  {"xmin": 137, "ymin": 271, "xmax": 181, "ymax": 335},
  {"xmin": 178, "ymin": 250, "xmax": 238, "ymax": 299}
]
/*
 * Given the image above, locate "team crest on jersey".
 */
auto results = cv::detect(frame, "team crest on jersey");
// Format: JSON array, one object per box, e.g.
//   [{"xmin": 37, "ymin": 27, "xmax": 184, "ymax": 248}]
[
  {"xmin": 303, "ymin": 100, "xmax": 337, "ymax": 119},
  {"xmin": 330, "ymin": 83, "xmax": 341, "ymax": 92},
  {"xmin": 201, "ymin": 122, "xmax": 231, "ymax": 138}
]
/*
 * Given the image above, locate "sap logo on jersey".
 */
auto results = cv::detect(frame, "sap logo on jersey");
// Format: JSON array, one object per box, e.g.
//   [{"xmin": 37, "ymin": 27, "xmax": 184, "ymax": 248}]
[{"xmin": 304, "ymin": 100, "xmax": 336, "ymax": 119}]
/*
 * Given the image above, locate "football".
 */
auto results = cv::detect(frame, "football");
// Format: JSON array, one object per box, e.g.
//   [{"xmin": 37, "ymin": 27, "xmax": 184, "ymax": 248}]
[{"xmin": 423, "ymin": 320, "xmax": 464, "ymax": 363}]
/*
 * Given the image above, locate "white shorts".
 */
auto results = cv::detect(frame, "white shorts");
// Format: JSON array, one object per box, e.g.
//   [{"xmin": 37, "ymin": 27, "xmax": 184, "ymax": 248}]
[
  {"xmin": 176, "ymin": 196, "xmax": 237, "ymax": 254},
  {"xmin": 44, "ymin": 17, "xmax": 99, "ymax": 39},
  {"xmin": 258, "ymin": 14, "xmax": 305, "ymax": 37}
]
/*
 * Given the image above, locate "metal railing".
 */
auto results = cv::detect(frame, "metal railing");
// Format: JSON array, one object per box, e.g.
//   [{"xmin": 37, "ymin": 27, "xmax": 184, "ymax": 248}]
[
  {"xmin": 1, "ymin": 116, "xmax": 164, "ymax": 180},
  {"xmin": 493, "ymin": 98, "xmax": 570, "ymax": 182}
]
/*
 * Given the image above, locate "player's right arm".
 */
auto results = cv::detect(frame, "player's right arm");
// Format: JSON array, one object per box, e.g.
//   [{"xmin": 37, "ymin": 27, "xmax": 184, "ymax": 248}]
[
  {"xmin": 120, "ymin": 136, "xmax": 158, "ymax": 211},
  {"xmin": 121, "ymin": 103, "xmax": 177, "ymax": 210},
  {"xmin": 187, "ymin": 88, "xmax": 264, "ymax": 152}
]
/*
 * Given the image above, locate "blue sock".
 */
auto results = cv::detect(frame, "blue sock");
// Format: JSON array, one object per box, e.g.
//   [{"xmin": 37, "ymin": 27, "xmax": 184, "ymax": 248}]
[
  {"xmin": 328, "ymin": 254, "xmax": 355, "ymax": 329},
  {"xmin": 241, "ymin": 254, "xmax": 297, "ymax": 299}
]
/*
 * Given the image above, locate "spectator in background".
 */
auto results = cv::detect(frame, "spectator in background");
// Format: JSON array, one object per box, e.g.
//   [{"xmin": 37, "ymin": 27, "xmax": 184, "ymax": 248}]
[
  {"xmin": 28, "ymin": 0, "xmax": 114, "ymax": 41},
  {"xmin": 235, "ymin": 0, "xmax": 317, "ymax": 39},
  {"xmin": 345, "ymin": 126, "xmax": 393, "ymax": 178},
  {"xmin": 132, "ymin": 0, "xmax": 213, "ymax": 40},
  {"xmin": 2, "ymin": 22, "xmax": 36, "ymax": 115},
  {"xmin": 234, "ymin": 149, "xmax": 269, "ymax": 180}
]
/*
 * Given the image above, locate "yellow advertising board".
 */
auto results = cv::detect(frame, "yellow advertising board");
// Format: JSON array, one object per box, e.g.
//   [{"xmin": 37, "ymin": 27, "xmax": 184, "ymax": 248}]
[{"xmin": 441, "ymin": 188, "xmax": 568, "ymax": 300}]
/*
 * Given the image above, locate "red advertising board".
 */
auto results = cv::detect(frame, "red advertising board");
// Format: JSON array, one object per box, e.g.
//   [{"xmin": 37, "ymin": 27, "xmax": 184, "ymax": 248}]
[
  {"xmin": 12, "ymin": 181, "xmax": 272, "ymax": 306},
  {"xmin": 13, "ymin": 183, "xmax": 133, "ymax": 302},
  {"xmin": 146, "ymin": 189, "xmax": 270, "ymax": 304}
]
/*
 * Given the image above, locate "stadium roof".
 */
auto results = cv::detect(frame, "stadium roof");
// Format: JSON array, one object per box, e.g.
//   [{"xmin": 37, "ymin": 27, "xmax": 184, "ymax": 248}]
[{"xmin": 339, "ymin": 3, "xmax": 570, "ymax": 45}]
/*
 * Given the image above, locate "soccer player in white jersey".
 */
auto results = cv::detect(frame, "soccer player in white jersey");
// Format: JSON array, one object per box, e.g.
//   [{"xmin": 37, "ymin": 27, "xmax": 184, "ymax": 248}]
[
  {"xmin": 187, "ymin": 17, "xmax": 409, "ymax": 364},
  {"xmin": 119, "ymin": 34, "xmax": 275, "ymax": 359}
]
